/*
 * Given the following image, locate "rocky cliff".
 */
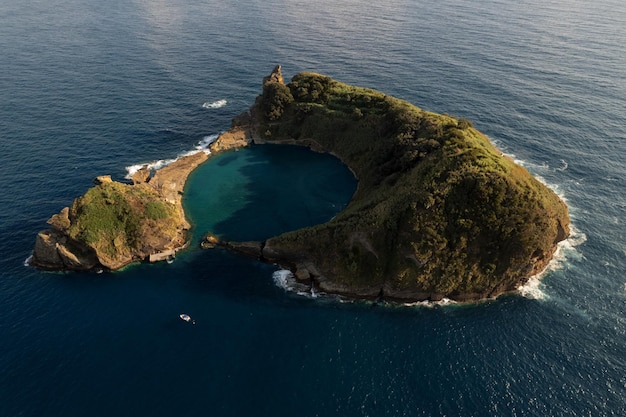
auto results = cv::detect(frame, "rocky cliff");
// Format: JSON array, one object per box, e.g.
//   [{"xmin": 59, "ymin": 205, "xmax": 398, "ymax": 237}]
[
  {"xmin": 31, "ymin": 151, "xmax": 208, "ymax": 271},
  {"xmin": 205, "ymin": 66, "xmax": 571, "ymax": 302}
]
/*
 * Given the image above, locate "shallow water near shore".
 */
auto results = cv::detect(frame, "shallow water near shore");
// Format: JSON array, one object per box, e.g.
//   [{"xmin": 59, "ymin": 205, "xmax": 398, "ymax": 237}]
[
  {"xmin": 2, "ymin": 0, "xmax": 626, "ymax": 415},
  {"xmin": 183, "ymin": 143, "xmax": 357, "ymax": 244}
]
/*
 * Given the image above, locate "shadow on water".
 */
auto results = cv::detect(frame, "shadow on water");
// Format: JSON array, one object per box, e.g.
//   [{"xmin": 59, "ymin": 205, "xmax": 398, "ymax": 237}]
[
  {"xmin": 215, "ymin": 153, "xmax": 239, "ymax": 167},
  {"xmin": 178, "ymin": 143, "xmax": 357, "ymax": 303},
  {"xmin": 194, "ymin": 143, "xmax": 358, "ymax": 242}
]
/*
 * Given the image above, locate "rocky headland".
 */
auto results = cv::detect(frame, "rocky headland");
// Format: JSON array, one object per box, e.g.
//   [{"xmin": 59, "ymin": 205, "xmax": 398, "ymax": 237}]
[
  {"xmin": 202, "ymin": 66, "xmax": 571, "ymax": 302},
  {"xmin": 31, "ymin": 151, "xmax": 208, "ymax": 271}
]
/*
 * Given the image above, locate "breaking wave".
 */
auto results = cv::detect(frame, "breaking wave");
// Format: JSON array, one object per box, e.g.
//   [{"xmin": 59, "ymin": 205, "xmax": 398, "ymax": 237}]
[
  {"xmin": 272, "ymin": 269, "xmax": 294, "ymax": 291},
  {"xmin": 202, "ymin": 99, "xmax": 227, "ymax": 109},
  {"xmin": 519, "ymin": 224, "xmax": 587, "ymax": 300},
  {"xmin": 402, "ymin": 298, "xmax": 456, "ymax": 308},
  {"xmin": 271, "ymin": 269, "xmax": 323, "ymax": 299},
  {"xmin": 193, "ymin": 134, "xmax": 220, "ymax": 152},
  {"xmin": 124, "ymin": 134, "xmax": 219, "ymax": 179},
  {"xmin": 489, "ymin": 136, "xmax": 587, "ymax": 300}
]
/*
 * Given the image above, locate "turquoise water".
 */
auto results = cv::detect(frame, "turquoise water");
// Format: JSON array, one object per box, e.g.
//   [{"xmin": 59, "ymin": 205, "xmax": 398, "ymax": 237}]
[
  {"xmin": 1, "ymin": 0, "xmax": 626, "ymax": 415},
  {"xmin": 184, "ymin": 144, "xmax": 357, "ymax": 243}
]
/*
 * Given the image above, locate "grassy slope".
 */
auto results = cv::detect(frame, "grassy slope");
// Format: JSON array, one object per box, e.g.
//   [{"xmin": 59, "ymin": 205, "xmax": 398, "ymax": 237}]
[
  {"xmin": 256, "ymin": 72, "xmax": 569, "ymax": 298},
  {"xmin": 67, "ymin": 182, "xmax": 179, "ymax": 268}
]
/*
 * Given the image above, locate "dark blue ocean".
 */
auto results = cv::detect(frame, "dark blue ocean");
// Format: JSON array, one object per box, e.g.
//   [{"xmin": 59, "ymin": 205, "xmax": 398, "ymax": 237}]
[{"xmin": 2, "ymin": 0, "xmax": 625, "ymax": 415}]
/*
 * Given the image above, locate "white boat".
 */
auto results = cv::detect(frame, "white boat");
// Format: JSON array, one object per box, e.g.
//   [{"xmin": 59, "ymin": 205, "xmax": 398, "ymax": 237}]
[{"xmin": 179, "ymin": 313, "xmax": 192, "ymax": 322}]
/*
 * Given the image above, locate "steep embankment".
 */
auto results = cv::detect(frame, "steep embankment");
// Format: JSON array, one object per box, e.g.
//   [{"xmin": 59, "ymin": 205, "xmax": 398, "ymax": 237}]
[
  {"xmin": 31, "ymin": 152, "xmax": 208, "ymax": 271},
  {"xmin": 215, "ymin": 66, "xmax": 570, "ymax": 302}
]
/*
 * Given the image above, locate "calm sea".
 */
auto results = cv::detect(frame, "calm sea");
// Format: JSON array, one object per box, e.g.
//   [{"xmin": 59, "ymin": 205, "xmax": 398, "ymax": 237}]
[{"xmin": 1, "ymin": 0, "xmax": 625, "ymax": 415}]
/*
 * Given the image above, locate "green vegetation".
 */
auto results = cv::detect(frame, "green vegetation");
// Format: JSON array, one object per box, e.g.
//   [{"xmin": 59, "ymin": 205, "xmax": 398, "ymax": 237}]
[
  {"xmin": 255, "ymin": 72, "xmax": 569, "ymax": 299},
  {"xmin": 261, "ymin": 82, "xmax": 294, "ymax": 121},
  {"xmin": 67, "ymin": 182, "xmax": 178, "ymax": 264},
  {"xmin": 145, "ymin": 200, "xmax": 169, "ymax": 220}
]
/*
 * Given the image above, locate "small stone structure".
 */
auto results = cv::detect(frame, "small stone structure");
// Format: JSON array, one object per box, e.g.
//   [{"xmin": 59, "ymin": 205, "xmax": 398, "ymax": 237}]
[{"xmin": 148, "ymin": 249, "xmax": 176, "ymax": 263}]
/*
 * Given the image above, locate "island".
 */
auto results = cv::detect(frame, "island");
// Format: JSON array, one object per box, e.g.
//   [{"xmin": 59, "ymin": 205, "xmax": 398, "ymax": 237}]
[
  {"xmin": 32, "ymin": 65, "xmax": 570, "ymax": 303},
  {"xmin": 31, "ymin": 152, "xmax": 208, "ymax": 270}
]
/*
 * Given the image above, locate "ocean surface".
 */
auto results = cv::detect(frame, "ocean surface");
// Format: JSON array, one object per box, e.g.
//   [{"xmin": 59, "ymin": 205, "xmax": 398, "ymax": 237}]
[{"xmin": 1, "ymin": 0, "xmax": 625, "ymax": 415}]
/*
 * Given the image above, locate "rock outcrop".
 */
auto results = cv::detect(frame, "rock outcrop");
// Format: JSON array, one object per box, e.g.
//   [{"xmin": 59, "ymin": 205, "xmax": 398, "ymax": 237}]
[
  {"xmin": 93, "ymin": 175, "xmax": 112, "ymax": 185},
  {"xmin": 131, "ymin": 165, "xmax": 151, "ymax": 184},
  {"xmin": 31, "ymin": 152, "xmax": 208, "ymax": 271},
  {"xmin": 263, "ymin": 64, "xmax": 284, "ymax": 85},
  {"xmin": 33, "ymin": 229, "xmax": 99, "ymax": 270}
]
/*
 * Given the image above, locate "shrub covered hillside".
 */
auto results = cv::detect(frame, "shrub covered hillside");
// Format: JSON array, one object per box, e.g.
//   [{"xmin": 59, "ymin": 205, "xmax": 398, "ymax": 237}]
[
  {"xmin": 32, "ymin": 151, "xmax": 207, "ymax": 272},
  {"xmin": 65, "ymin": 182, "xmax": 181, "ymax": 269},
  {"xmin": 254, "ymin": 68, "xmax": 570, "ymax": 301},
  {"xmin": 34, "ymin": 180, "xmax": 184, "ymax": 271}
]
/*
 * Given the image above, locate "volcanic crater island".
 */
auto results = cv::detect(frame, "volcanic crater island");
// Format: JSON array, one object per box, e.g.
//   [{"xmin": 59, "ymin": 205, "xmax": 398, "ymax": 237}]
[{"xmin": 31, "ymin": 66, "xmax": 570, "ymax": 303}]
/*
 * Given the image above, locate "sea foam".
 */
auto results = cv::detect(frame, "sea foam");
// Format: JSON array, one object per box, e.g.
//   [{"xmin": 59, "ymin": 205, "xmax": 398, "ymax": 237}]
[
  {"xmin": 272, "ymin": 269, "xmax": 324, "ymax": 299},
  {"xmin": 489, "ymin": 137, "xmax": 587, "ymax": 299},
  {"xmin": 202, "ymin": 99, "xmax": 227, "ymax": 109},
  {"xmin": 402, "ymin": 298, "xmax": 457, "ymax": 308},
  {"xmin": 519, "ymin": 224, "xmax": 587, "ymax": 300},
  {"xmin": 272, "ymin": 269, "xmax": 295, "ymax": 291},
  {"xmin": 124, "ymin": 134, "xmax": 219, "ymax": 179}
]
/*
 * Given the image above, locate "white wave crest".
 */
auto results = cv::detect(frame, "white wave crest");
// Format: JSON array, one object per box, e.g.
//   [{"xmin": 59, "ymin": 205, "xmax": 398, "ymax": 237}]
[
  {"xmin": 23, "ymin": 255, "xmax": 32, "ymax": 267},
  {"xmin": 272, "ymin": 269, "xmax": 295, "ymax": 291},
  {"xmin": 124, "ymin": 134, "xmax": 219, "ymax": 179},
  {"xmin": 491, "ymin": 141, "xmax": 586, "ymax": 300},
  {"xmin": 556, "ymin": 159, "xmax": 568, "ymax": 172},
  {"xmin": 194, "ymin": 134, "xmax": 219, "ymax": 152},
  {"xmin": 125, "ymin": 158, "xmax": 176, "ymax": 179},
  {"xmin": 272, "ymin": 269, "xmax": 324, "ymax": 299},
  {"xmin": 519, "ymin": 224, "xmax": 587, "ymax": 299},
  {"xmin": 402, "ymin": 298, "xmax": 457, "ymax": 308},
  {"xmin": 518, "ymin": 275, "xmax": 549, "ymax": 300},
  {"xmin": 202, "ymin": 99, "xmax": 227, "ymax": 109}
]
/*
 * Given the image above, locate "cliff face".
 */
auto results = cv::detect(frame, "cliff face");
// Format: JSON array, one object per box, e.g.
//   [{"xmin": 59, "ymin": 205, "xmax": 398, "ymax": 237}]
[
  {"xmin": 31, "ymin": 152, "xmax": 208, "ymax": 271},
  {"xmin": 217, "ymin": 66, "xmax": 570, "ymax": 302}
]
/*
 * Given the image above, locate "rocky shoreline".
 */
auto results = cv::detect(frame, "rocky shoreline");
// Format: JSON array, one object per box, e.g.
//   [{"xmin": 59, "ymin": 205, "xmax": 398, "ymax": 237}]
[
  {"xmin": 30, "ymin": 151, "xmax": 209, "ymax": 271},
  {"xmin": 199, "ymin": 230, "xmax": 564, "ymax": 303}
]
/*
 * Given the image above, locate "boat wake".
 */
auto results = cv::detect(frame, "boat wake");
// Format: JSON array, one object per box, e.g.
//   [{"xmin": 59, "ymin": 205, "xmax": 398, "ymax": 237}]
[{"xmin": 202, "ymin": 99, "xmax": 227, "ymax": 109}]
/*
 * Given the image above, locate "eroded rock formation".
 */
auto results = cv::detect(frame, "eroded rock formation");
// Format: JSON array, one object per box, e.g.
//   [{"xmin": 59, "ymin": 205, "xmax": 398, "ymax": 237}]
[{"xmin": 31, "ymin": 152, "xmax": 208, "ymax": 271}]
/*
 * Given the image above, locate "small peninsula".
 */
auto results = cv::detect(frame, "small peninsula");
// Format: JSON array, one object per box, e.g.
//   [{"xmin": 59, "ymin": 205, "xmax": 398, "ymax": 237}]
[{"xmin": 32, "ymin": 66, "xmax": 570, "ymax": 303}]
